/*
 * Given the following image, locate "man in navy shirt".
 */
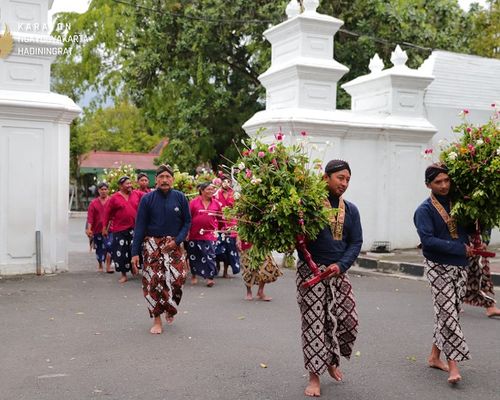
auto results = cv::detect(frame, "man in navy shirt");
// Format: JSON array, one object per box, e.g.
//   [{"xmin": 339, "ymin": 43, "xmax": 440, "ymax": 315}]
[
  {"xmin": 414, "ymin": 163, "xmax": 474, "ymax": 384},
  {"xmin": 132, "ymin": 165, "xmax": 191, "ymax": 334},
  {"xmin": 296, "ymin": 159, "xmax": 362, "ymax": 397}
]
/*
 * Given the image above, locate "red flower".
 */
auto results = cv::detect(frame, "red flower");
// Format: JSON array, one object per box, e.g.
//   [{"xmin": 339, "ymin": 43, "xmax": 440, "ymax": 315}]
[
  {"xmin": 300, "ymin": 131, "xmax": 307, "ymax": 136},
  {"xmin": 242, "ymin": 149, "xmax": 250, "ymax": 156},
  {"xmin": 424, "ymin": 148, "xmax": 433, "ymax": 154},
  {"xmin": 491, "ymin": 103, "xmax": 496, "ymax": 108},
  {"xmin": 245, "ymin": 169, "xmax": 252, "ymax": 178},
  {"xmin": 463, "ymin": 109, "xmax": 469, "ymax": 114},
  {"xmin": 258, "ymin": 151, "xmax": 265, "ymax": 158},
  {"xmin": 466, "ymin": 127, "xmax": 472, "ymax": 133},
  {"xmin": 275, "ymin": 132, "xmax": 283, "ymax": 141},
  {"xmin": 485, "ymin": 137, "xmax": 491, "ymax": 144},
  {"xmin": 271, "ymin": 158, "xmax": 278, "ymax": 168},
  {"xmin": 298, "ymin": 219, "xmax": 305, "ymax": 225},
  {"xmin": 268, "ymin": 144, "xmax": 276, "ymax": 153}
]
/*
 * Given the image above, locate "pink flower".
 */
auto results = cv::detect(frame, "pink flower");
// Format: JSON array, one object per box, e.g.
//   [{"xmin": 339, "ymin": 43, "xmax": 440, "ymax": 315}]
[
  {"xmin": 212, "ymin": 178, "xmax": 222, "ymax": 186},
  {"xmin": 300, "ymin": 131, "xmax": 307, "ymax": 136},
  {"xmin": 491, "ymin": 103, "xmax": 496, "ymax": 107},
  {"xmin": 245, "ymin": 169, "xmax": 252, "ymax": 178},
  {"xmin": 485, "ymin": 137, "xmax": 491, "ymax": 144},
  {"xmin": 275, "ymin": 132, "xmax": 283, "ymax": 141},
  {"xmin": 466, "ymin": 127, "xmax": 472, "ymax": 133},
  {"xmin": 298, "ymin": 219, "xmax": 304, "ymax": 225},
  {"xmin": 424, "ymin": 148, "xmax": 433, "ymax": 154},
  {"xmin": 271, "ymin": 158, "xmax": 278, "ymax": 168},
  {"xmin": 268, "ymin": 145, "xmax": 276, "ymax": 153},
  {"xmin": 242, "ymin": 149, "xmax": 250, "ymax": 157},
  {"xmin": 463, "ymin": 109, "xmax": 469, "ymax": 114},
  {"xmin": 258, "ymin": 151, "xmax": 265, "ymax": 158},
  {"xmin": 467, "ymin": 144, "xmax": 476, "ymax": 155}
]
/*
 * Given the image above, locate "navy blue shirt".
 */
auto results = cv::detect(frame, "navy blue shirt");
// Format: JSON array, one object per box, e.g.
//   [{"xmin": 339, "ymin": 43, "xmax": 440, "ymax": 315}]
[
  {"xmin": 299, "ymin": 195, "xmax": 363, "ymax": 273},
  {"xmin": 413, "ymin": 195, "xmax": 469, "ymax": 267},
  {"xmin": 132, "ymin": 189, "xmax": 191, "ymax": 256}
]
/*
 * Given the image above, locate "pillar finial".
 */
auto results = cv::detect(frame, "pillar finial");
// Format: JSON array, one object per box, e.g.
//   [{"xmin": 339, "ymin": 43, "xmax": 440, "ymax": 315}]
[
  {"xmin": 303, "ymin": 0, "xmax": 320, "ymax": 13},
  {"xmin": 286, "ymin": 0, "xmax": 300, "ymax": 18},
  {"xmin": 391, "ymin": 45, "xmax": 408, "ymax": 67},
  {"xmin": 369, "ymin": 53, "xmax": 384, "ymax": 73}
]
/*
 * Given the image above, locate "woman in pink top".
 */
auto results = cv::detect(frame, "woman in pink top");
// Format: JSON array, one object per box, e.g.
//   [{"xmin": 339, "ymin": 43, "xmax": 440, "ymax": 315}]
[
  {"xmin": 187, "ymin": 182, "xmax": 222, "ymax": 287},
  {"xmin": 214, "ymin": 176, "xmax": 241, "ymax": 278}
]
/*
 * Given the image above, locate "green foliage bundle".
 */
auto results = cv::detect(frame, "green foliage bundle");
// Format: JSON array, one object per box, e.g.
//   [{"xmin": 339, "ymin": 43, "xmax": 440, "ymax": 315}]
[
  {"xmin": 101, "ymin": 164, "xmax": 137, "ymax": 194},
  {"xmin": 226, "ymin": 133, "xmax": 333, "ymax": 270},
  {"xmin": 439, "ymin": 108, "xmax": 500, "ymax": 231},
  {"xmin": 172, "ymin": 166, "xmax": 197, "ymax": 198}
]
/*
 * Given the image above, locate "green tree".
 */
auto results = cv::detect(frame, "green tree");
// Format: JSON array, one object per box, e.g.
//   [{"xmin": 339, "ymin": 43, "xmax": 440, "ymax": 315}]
[
  {"xmin": 52, "ymin": 0, "xmax": 485, "ymax": 173},
  {"xmin": 466, "ymin": 0, "xmax": 500, "ymax": 58}
]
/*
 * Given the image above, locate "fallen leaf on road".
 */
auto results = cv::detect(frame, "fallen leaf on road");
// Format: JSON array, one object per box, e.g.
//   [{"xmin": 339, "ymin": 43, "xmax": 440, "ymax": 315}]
[
  {"xmin": 49, "ymin": 317, "xmax": 55, "ymax": 321},
  {"xmin": 395, "ymin": 288, "xmax": 400, "ymax": 292},
  {"xmin": 355, "ymin": 351, "xmax": 361, "ymax": 357},
  {"xmin": 406, "ymin": 356, "xmax": 417, "ymax": 362},
  {"xmin": 183, "ymin": 311, "xmax": 189, "ymax": 314},
  {"xmin": 188, "ymin": 336, "xmax": 192, "ymax": 340},
  {"xmin": 95, "ymin": 332, "xmax": 101, "ymax": 335},
  {"xmin": 260, "ymin": 363, "xmax": 267, "ymax": 368},
  {"xmin": 237, "ymin": 316, "xmax": 246, "ymax": 320},
  {"xmin": 76, "ymin": 312, "xmax": 85, "ymax": 315},
  {"xmin": 93, "ymin": 389, "xmax": 103, "ymax": 393}
]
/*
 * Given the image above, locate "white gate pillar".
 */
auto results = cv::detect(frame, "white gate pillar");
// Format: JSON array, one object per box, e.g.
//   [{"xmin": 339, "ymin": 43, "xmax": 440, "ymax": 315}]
[{"xmin": 0, "ymin": 0, "xmax": 81, "ymax": 275}]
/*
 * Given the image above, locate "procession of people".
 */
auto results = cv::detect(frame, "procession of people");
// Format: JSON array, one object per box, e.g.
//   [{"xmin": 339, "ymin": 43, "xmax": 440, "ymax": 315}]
[{"xmin": 84, "ymin": 155, "xmax": 498, "ymax": 398}]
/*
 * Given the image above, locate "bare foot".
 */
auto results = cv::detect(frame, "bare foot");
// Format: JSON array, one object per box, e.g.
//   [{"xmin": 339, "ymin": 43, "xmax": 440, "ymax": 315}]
[
  {"xmin": 97, "ymin": 267, "xmax": 104, "ymax": 272},
  {"xmin": 245, "ymin": 294, "xmax": 253, "ymax": 301},
  {"xmin": 448, "ymin": 372, "xmax": 461, "ymax": 384},
  {"xmin": 165, "ymin": 314, "xmax": 174, "ymax": 325},
  {"xmin": 256, "ymin": 294, "xmax": 272, "ymax": 301},
  {"xmin": 428, "ymin": 357, "xmax": 449, "ymax": 372},
  {"xmin": 305, "ymin": 373, "xmax": 321, "ymax": 397},
  {"xmin": 150, "ymin": 317, "xmax": 162, "ymax": 334},
  {"xmin": 327, "ymin": 365, "xmax": 343, "ymax": 381},
  {"xmin": 206, "ymin": 279, "xmax": 215, "ymax": 287},
  {"xmin": 118, "ymin": 276, "xmax": 128, "ymax": 284},
  {"xmin": 191, "ymin": 277, "xmax": 198, "ymax": 285},
  {"xmin": 448, "ymin": 361, "xmax": 461, "ymax": 384},
  {"xmin": 486, "ymin": 306, "xmax": 500, "ymax": 318}
]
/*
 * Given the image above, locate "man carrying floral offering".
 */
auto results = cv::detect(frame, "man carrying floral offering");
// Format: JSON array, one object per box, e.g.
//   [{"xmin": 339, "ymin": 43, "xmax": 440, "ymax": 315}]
[
  {"xmin": 414, "ymin": 163, "xmax": 475, "ymax": 384},
  {"xmin": 296, "ymin": 159, "xmax": 362, "ymax": 397}
]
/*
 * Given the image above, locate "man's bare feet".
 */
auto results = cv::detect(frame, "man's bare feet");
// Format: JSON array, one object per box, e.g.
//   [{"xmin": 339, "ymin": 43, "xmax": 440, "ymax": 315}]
[
  {"xmin": 428, "ymin": 357, "xmax": 449, "ymax": 372},
  {"xmin": 191, "ymin": 276, "xmax": 198, "ymax": 285},
  {"xmin": 327, "ymin": 365, "xmax": 343, "ymax": 381},
  {"xmin": 486, "ymin": 306, "xmax": 500, "ymax": 318},
  {"xmin": 150, "ymin": 316, "xmax": 162, "ymax": 334},
  {"xmin": 447, "ymin": 361, "xmax": 461, "ymax": 384},
  {"xmin": 118, "ymin": 275, "xmax": 128, "ymax": 283},
  {"xmin": 305, "ymin": 373, "xmax": 321, "ymax": 397}
]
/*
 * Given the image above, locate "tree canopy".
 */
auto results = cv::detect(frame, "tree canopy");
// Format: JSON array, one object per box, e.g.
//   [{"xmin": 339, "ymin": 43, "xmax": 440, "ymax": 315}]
[{"xmin": 52, "ymin": 0, "xmax": 495, "ymax": 176}]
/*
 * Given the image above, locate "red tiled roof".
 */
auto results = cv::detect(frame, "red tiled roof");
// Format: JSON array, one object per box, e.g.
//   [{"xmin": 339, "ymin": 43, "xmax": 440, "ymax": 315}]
[{"xmin": 80, "ymin": 150, "xmax": 158, "ymax": 170}]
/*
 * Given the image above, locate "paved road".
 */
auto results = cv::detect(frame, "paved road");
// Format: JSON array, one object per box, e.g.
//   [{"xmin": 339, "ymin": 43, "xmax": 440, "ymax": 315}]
[{"xmin": 0, "ymin": 218, "xmax": 499, "ymax": 400}]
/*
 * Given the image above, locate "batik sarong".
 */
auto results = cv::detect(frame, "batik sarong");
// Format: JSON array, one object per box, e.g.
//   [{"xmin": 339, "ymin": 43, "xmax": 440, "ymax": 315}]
[
  {"xmin": 93, "ymin": 233, "xmax": 113, "ymax": 262},
  {"xmin": 142, "ymin": 237, "xmax": 187, "ymax": 318},
  {"xmin": 241, "ymin": 251, "xmax": 282, "ymax": 286},
  {"xmin": 186, "ymin": 240, "xmax": 217, "ymax": 279},
  {"xmin": 296, "ymin": 260, "xmax": 358, "ymax": 375},
  {"xmin": 111, "ymin": 229, "xmax": 134, "ymax": 273},
  {"xmin": 215, "ymin": 235, "xmax": 241, "ymax": 275},
  {"xmin": 424, "ymin": 259, "xmax": 470, "ymax": 361},
  {"xmin": 464, "ymin": 256, "xmax": 496, "ymax": 308}
]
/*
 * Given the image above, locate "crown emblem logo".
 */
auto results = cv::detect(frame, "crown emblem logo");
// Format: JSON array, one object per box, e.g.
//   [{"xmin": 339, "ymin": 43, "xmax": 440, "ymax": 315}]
[{"xmin": 0, "ymin": 24, "xmax": 14, "ymax": 59}]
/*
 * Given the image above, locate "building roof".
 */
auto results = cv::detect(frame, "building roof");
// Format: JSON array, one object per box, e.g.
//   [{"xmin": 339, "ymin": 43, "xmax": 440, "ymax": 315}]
[
  {"xmin": 80, "ymin": 150, "xmax": 158, "ymax": 171},
  {"xmin": 79, "ymin": 139, "xmax": 169, "ymax": 172}
]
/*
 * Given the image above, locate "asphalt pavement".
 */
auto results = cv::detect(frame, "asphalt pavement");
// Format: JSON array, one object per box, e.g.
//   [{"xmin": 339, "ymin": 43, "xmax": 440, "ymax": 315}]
[{"xmin": 0, "ymin": 217, "xmax": 499, "ymax": 400}]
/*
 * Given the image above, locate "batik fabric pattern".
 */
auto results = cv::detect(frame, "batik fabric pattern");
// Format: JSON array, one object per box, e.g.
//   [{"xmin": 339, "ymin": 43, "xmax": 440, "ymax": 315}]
[
  {"xmin": 93, "ymin": 233, "xmax": 113, "ymax": 262},
  {"xmin": 186, "ymin": 240, "xmax": 217, "ymax": 279},
  {"xmin": 142, "ymin": 237, "xmax": 187, "ymax": 318},
  {"xmin": 241, "ymin": 251, "xmax": 282, "ymax": 286},
  {"xmin": 111, "ymin": 229, "xmax": 134, "ymax": 273},
  {"xmin": 296, "ymin": 260, "xmax": 358, "ymax": 375},
  {"xmin": 215, "ymin": 235, "xmax": 241, "ymax": 275},
  {"xmin": 424, "ymin": 259, "xmax": 470, "ymax": 361},
  {"xmin": 464, "ymin": 256, "xmax": 496, "ymax": 308}
]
